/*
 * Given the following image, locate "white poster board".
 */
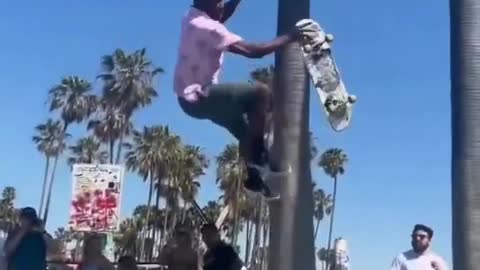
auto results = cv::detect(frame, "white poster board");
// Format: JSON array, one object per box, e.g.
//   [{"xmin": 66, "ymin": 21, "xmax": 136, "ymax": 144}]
[{"xmin": 68, "ymin": 164, "xmax": 123, "ymax": 232}]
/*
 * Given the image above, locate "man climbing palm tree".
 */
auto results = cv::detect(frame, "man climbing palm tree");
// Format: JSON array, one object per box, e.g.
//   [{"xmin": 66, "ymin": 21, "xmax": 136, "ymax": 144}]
[{"xmin": 175, "ymin": 0, "xmax": 299, "ymax": 197}]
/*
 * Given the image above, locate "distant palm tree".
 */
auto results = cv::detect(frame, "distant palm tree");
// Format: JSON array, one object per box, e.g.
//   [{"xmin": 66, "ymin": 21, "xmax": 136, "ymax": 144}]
[
  {"xmin": 48, "ymin": 76, "xmax": 97, "ymax": 131},
  {"xmin": 216, "ymin": 143, "xmax": 245, "ymax": 246},
  {"xmin": 318, "ymin": 148, "xmax": 348, "ymax": 269},
  {"xmin": 0, "ymin": 186, "xmax": 18, "ymax": 234},
  {"xmin": 32, "ymin": 119, "xmax": 58, "ymax": 217},
  {"xmin": 250, "ymin": 65, "xmax": 274, "ymax": 88},
  {"xmin": 67, "ymin": 136, "xmax": 108, "ymax": 166},
  {"xmin": 124, "ymin": 125, "xmax": 180, "ymax": 258},
  {"xmin": 88, "ymin": 106, "xmax": 131, "ymax": 164},
  {"xmin": 177, "ymin": 145, "xmax": 208, "ymax": 222},
  {"xmin": 98, "ymin": 48, "xmax": 163, "ymax": 164},
  {"xmin": 312, "ymin": 183, "xmax": 333, "ymax": 241},
  {"xmin": 115, "ymin": 218, "xmax": 143, "ymax": 257},
  {"xmin": 202, "ymin": 200, "xmax": 222, "ymax": 223},
  {"xmin": 32, "ymin": 119, "xmax": 69, "ymax": 221},
  {"xmin": 41, "ymin": 123, "xmax": 69, "ymax": 224}
]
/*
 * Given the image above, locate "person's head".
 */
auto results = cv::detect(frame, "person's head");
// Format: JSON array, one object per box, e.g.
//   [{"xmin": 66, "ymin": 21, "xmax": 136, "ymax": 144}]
[
  {"xmin": 193, "ymin": 0, "xmax": 224, "ymax": 21},
  {"xmin": 19, "ymin": 207, "xmax": 39, "ymax": 229},
  {"xmin": 410, "ymin": 224, "xmax": 434, "ymax": 253},
  {"xmin": 118, "ymin": 255, "xmax": 137, "ymax": 270},
  {"xmin": 83, "ymin": 233, "xmax": 103, "ymax": 258},
  {"xmin": 200, "ymin": 223, "xmax": 221, "ymax": 248}
]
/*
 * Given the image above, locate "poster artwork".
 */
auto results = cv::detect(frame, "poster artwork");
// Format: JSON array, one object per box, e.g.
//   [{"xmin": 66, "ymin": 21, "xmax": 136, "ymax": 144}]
[{"xmin": 69, "ymin": 164, "xmax": 123, "ymax": 232}]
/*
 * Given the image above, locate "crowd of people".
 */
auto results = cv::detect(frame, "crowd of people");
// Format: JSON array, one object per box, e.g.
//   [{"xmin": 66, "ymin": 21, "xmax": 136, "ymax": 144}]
[
  {"xmin": 0, "ymin": 207, "xmax": 244, "ymax": 270},
  {"xmin": 0, "ymin": 206, "xmax": 450, "ymax": 270}
]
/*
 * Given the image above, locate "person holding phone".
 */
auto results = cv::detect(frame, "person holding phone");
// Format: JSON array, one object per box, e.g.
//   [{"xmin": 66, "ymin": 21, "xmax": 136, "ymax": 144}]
[{"xmin": 3, "ymin": 207, "xmax": 54, "ymax": 270}]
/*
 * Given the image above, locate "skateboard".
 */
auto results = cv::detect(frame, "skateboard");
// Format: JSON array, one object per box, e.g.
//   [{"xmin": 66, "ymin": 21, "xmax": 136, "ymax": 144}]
[{"xmin": 296, "ymin": 19, "xmax": 356, "ymax": 132}]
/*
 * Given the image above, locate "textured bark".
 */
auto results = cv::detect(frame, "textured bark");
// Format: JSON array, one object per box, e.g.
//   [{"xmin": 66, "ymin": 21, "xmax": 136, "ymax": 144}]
[
  {"xmin": 450, "ymin": 0, "xmax": 480, "ymax": 269},
  {"xmin": 267, "ymin": 0, "xmax": 315, "ymax": 270}
]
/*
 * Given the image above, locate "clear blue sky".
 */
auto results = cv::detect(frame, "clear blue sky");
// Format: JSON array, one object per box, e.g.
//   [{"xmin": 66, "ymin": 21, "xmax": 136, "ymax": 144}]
[{"xmin": 0, "ymin": 0, "xmax": 450, "ymax": 269}]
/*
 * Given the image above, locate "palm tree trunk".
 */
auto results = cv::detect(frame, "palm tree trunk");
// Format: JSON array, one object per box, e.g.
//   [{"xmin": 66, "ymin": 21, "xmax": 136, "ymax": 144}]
[
  {"xmin": 252, "ymin": 202, "xmax": 262, "ymax": 268},
  {"xmin": 163, "ymin": 178, "xmax": 172, "ymax": 243},
  {"xmin": 231, "ymin": 183, "xmax": 241, "ymax": 246},
  {"xmin": 450, "ymin": 0, "xmax": 480, "ymax": 269},
  {"xmin": 38, "ymin": 156, "xmax": 50, "ymax": 217},
  {"xmin": 109, "ymin": 140, "xmax": 114, "ymax": 164},
  {"xmin": 267, "ymin": 1, "xmax": 314, "ymax": 270},
  {"xmin": 326, "ymin": 178, "xmax": 337, "ymax": 270},
  {"xmin": 140, "ymin": 173, "xmax": 155, "ymax": 260},
  {"xmin": 261, "ymin": 215, "xmax": 269, "ymax": 270},
  {"xmin": 115, "ymin": 134, "xmax": 124, "ymax": 164},
  {"xmin": 171, "ymin": 205, "xmax": 178, "ymax": 232},
  {"xmin": 181, "ymin": 203, "xmax": 188, "ymax": 223},
  {"xmin": 245, "ymin": 219, "xmax": 252, "ymax": 264},
  {"xmin": 43, "ymin": 155, "xmax": 59, "ymax": 223},
  {"xmin": 152, "ymin": 186, "xmax": 161, "ymax": 249},
  {"xmin": 314, "ymin": 218, "xmax": 321, "ymax": 241}
]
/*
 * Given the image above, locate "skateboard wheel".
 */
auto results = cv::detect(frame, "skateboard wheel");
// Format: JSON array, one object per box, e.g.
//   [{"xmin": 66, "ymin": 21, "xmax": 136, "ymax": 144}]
[
  {"xmin": 348, "ymin": 95, "xmax": 357, "ymax": 103},
  {"xmin": 326, "ymin": 34, "xmax": 334, "ymax": 42},
  {"xmin": 304, "ymin": 44, "xmax": 312, "ymax": 52},
  {"xmin": 320, "ymin": 42, "xmax": 331, "ymax": 50}
]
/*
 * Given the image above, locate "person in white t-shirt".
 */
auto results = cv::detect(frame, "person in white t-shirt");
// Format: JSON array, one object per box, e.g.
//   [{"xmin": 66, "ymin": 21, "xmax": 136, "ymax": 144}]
[{"xmin": 390, "ymin": 224, "xmax": 448, "ymax": 270}]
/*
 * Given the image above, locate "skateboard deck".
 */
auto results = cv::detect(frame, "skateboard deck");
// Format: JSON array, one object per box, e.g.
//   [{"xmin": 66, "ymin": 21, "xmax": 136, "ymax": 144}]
[{"xmin": 296, "ymin": 19, "xmax": 356, "ymax": 132}]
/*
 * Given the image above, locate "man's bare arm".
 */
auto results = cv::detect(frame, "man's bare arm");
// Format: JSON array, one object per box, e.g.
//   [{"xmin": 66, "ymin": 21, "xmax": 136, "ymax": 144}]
[
  {"xmin": 228, "ymin": 32, "xmax": 298, "ymax": 58},
  {"xmin": 221, "ymin": 0, "xmax": 241, "ymax": 23}
]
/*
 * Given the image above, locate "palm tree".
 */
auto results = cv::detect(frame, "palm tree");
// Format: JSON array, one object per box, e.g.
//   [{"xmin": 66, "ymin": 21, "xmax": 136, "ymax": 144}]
[
  {"xmin": 32, "ymin": 119, "xmax": 58, "ymax": 217},
  {"xmin": 250, "ymin": 65, "xmax": 274, "ymax": 87},
  {"xmin": 67, "ymin": 136, "xmax": 108, "ymax": 166},
  {"xmin": 267, "ymin": 1, "xmax": 313, "ymax": 270},
  {"xmin": 0, "ymin": 186, "xmax": 18, "ymax": 234},
  {"xmin": 115, "ymin": 217, "xmax": 143, "ymax": 257},
  {"xmin": 32, "ymin": 119, "xmax": 69, "ymax": 221},
  {"xmin": 48, "ymin": 76, "xmax": 97, "ymax": 131},
  {"xmin": 202, "ymin": 200, "xmax": 222, "ymax": 222},
  {"xmin": 124, "ymin": 125, "xmax": 180, "ymax": 258},
  {"xmin": 41, "ymin": 122, "xmax": 69, "ymax": 224},
  {"xmin": 312, "ymin": 183, "xmax": 333, "ymax": 241},
  {"xmin": 216, "ymin": 143, "xmax": 246, "ymax": 246},
  {"xmin": 450, "ymin": 0, "xmax": 480, "ymax": 268},
  {"xmin": 88, "ymin": 107, "xmax": 131, "ymax": 164},
  {"xmin": 318, "ymin": 148, "xmax": 347, "ymax": 269},
  {"xmin": 176, "ymin": 145, "xmax": 208, "ymax": 219},
  {"xmin": 98, "ymin": 48, "xmax": 164, "ymax": 164},
  {"xmin": 242, "ymin": 199, "xmax": 258, "ymax": 265}
]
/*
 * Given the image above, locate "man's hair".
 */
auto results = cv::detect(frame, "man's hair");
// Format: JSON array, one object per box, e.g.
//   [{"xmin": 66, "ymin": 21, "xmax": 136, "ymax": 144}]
[
  {"xmin": 19, "ymin": 207, "xmax": 39, "ymax": 222},
  {"xmin": 193, "ymin": 0, "xmax": 207, "ymax": 7},
  {"xmin": 413, "ymin": 224, "xmax": 434, "ymax": 239},
  {"xmin": 201, "ymin": 223, "xmax": 219, "ymax": 234}
]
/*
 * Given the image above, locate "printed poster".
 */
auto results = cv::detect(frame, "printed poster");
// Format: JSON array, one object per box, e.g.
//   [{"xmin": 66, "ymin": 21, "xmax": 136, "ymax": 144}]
[{"xmin": 69, "ymin": 164, "xmax": 123, "ymax": 232}]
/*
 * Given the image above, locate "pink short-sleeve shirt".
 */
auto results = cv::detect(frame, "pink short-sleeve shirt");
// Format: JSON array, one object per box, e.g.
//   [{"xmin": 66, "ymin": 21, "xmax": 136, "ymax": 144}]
[{"xmin": 174, "ymin": 8, "xmax": 243, "ymax": 102}]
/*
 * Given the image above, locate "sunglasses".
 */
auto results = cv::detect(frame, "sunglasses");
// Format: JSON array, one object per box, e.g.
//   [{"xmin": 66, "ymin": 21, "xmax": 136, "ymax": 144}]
[{"xmin": 411, "ymin": 234, "xmax": 429, "ymax": 240}]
